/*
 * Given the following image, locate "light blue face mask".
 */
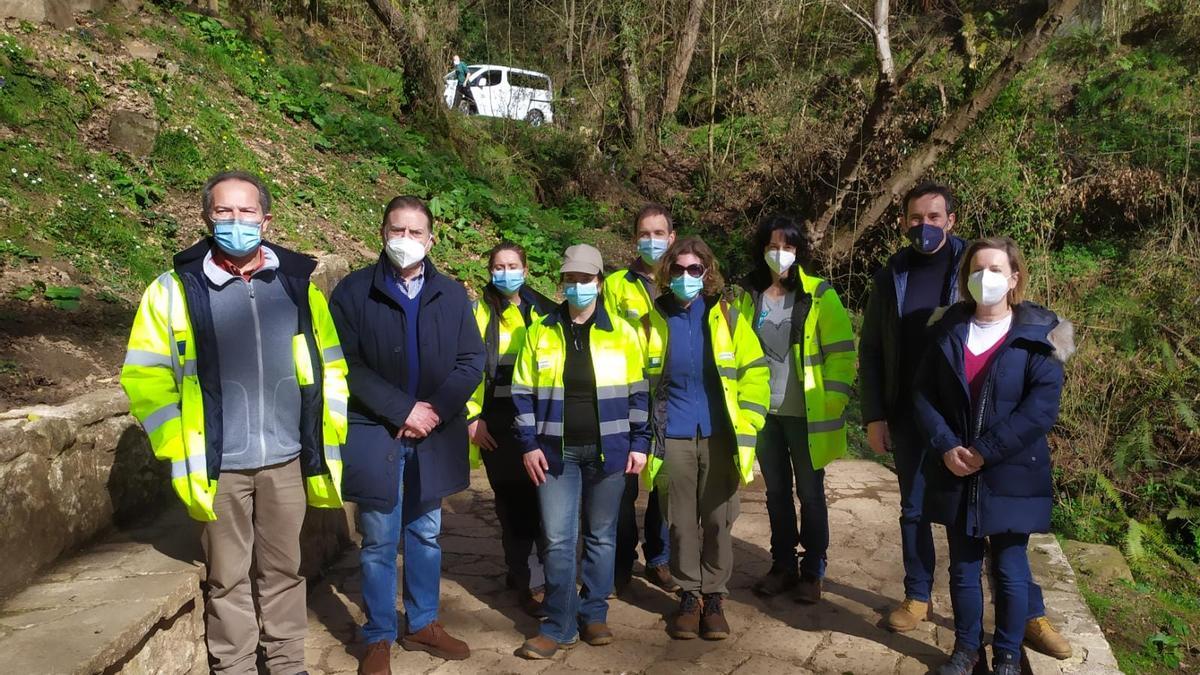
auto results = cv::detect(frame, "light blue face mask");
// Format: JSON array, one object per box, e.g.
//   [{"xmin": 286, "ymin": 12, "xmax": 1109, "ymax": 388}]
[
  {"xmin": 670, "ymin": 273, "xmax": 704, "ymax": 301},
  {"xmin": 212, "ymin": 219, "xmax": 262, "ymax": 257},
  {"xmin": 637, "ymin": 237, "xmax": 669, "ymax": 264},
  {"xmin": 491, "ymin": 268, "xmax": 526, "ymax": 295},
  {"xmin": 564, "ymin": 281, "xmax": 598, "ymax": 308}
]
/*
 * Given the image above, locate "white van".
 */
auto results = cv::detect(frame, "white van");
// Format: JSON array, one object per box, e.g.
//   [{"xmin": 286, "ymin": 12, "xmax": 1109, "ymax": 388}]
[{"xmin": 443, "ymin": 64, "xmax": 555, "ymax": 126}]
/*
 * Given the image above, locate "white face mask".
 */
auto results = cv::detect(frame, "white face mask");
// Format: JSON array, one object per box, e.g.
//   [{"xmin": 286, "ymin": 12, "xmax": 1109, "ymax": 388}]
[
  {"xmin": 765, "ymin": 249, "xmax": 796, "ymax": 275},
  {"xmin": 385, "ymin": 236, "xmax": 427, "ymax": 270},
  {"xmin": 967, "ymin": 269, "xmax": 1011, "ymax": 306}
]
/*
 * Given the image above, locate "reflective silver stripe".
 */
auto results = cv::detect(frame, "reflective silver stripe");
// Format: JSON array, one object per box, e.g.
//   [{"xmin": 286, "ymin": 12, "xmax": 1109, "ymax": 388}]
[
  {"xmin": 169, "ymin": 452, "xmax": 207, "ymax": 480},
  {"xmin": 124, "ymin": 349, "xmax": 174, "ymax": 368},
  {"xmin": 803, "ymin": 353, "xmax": 824, "ymax": 367},
  {"xmin": 511, "ymin": 383, "xmax": 534, "ymax": 397},
  {"xmin": 540, "ymin": 421, "xmax": 563, "ymax": 436},
  {"xmin": 738, "ymin": 357, "xmax": 768, "ymax": 375},
  {"xmin": 815, "ymin": 281, "xmax": 832, "ymax": 297},
  {"xmin": 596, "ymin": 384, "xmax": 630, "ymax": 400},
  {"xmin": 181, "ymin": 360, "xmax": 198, "ymax": 377},
  {"xmin": 824, "ymin": 380, "xmax": 853, "ymax": 396},
  {"xmin": 323, "ymin": 443, "xmax": 343, "ymax": 463},
  {"xmin": 809, "ymin": 417, "xmax": 845, "ymax": 433},
  {"xmin": 327, "ymin": 397, "xmax": 348, "ymax": 419},
  {"xmin": 534, "ymin": 385, "xmax": 565, "ymax": 401},
  {"xmin": 740, "ymin": 400, "xmax": 767, "ymax": 417},
  {"xmin": 717, "ymin": 366, "xmax": 738, "ymax": 380},
  {"xmin": 515, "ymin": 413, "xmax": 536, "ymax": 427},
  {"xmin": 161, "ymin": 273, "xmax": 183, "ymax": 386},
  {"xmin": 143, "ymin": 402, "xmax": 181, "ymax": 435},
  {"xmin": 629, "ymin": 409, "xmax": 649, "ymax": 423},
  {"xmin": 498, "ymin": 353, "xmax": 518, "ymax": 366},
  {"xmin": 492, "ymin": 385, "xmax": 513, "ymax": 398},
  {"xmin": 599, "ymin": 419, "xmax": 630, "ymax": 435},
  {"xmin": 823, "ymin": 340, "xmax": 855, "ymax": 354},
  {"xmin": 629, "ymin": 380, "xmax": 649, "ymax": 395},
  {"xmin": 736, "ymin": 434, "xmax": 756, "ymax": 448},
  {"xmin": 322, "ymin": 345, "xmax": 344, "ymax": 363}
]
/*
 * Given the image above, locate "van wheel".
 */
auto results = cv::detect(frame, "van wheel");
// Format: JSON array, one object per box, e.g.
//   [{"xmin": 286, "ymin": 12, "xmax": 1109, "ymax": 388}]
[{"xmin": 526, "ymin": 109, "xmax": 545, "ymax": 127}]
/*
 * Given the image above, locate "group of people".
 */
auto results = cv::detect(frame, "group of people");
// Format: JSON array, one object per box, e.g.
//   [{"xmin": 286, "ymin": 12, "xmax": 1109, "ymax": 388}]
[{"xmin": 120, "ymin": 171, "xmax": 1076, "ymax": 675}]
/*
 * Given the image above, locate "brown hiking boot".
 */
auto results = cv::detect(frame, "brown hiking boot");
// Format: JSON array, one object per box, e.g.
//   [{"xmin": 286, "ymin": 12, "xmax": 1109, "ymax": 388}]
[
  {"xmin": 668, "ymin": 592, "xmax": 702, "ymax": 639},
  {"xmin": 751, "ymin": 564, "xmax": 800, "ymax": 597},
  {"xmin": 886, "ymin": 598, "xmax": 930, "ymax": 632},
  {"xmin": 700, "ymin": 593, "xmax": 731, "ymax": 640},
  {"xmin": 1024, "ymin": 616, "xmax": 1072, "ymax": 659},
  {"xmin": 520, "ymin": 586, "xmax": 546, "ymax": 618},
  {"xmin": 517, "ymin": 634, "xmax": 573, "ymax": 659},
  {"xmin": 792, "ymin": 575, "xmax": 822, "ymax": 604},
  {"xmin": 400, "ymin": 621, "xmax": 470, "ymax": 660},
  {"xmin": 644, "ymin": 564, "xmax": 682, "ymax": 592},
  {"xmin": 581, "ymin": 622, "xmax": 614, "ymax": 646},
  {"xmin": 358, "ymin": 640, "xmax": 391, "ymax": 675}
]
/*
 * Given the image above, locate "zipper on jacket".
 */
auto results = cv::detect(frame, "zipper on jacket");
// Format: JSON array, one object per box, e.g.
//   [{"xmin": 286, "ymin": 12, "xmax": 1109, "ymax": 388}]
[
  {"xmin": 246, "ymin": 278, "xmax": 267, "ymax": 466},
  {"xmin": 968, "ymin": 366, "xmax": 996, "ymax": 533}
]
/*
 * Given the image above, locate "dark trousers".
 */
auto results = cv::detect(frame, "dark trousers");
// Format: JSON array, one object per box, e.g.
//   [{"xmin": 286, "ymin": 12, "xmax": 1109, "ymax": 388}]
[
  {"xmin": 890, "ymin": 418, "xmax": 936, "ymax": 602},
  {"xmin": 616, "ymin": 477, "xmax": 670, "ymax": 577},
  {"xmin": 948, "ymin": 528, "xmax": 1032, "ymax": 665},
  {"xmin": 451, "ymin": 84, "xmax": 476, "ymax": 112},
  {"xmin": 757, "ymin": 414, "xmax": 828, "ymax": 578},
  {"xmin": 481, "ymin": 416, "xmax": 545, "ymax": 590}
]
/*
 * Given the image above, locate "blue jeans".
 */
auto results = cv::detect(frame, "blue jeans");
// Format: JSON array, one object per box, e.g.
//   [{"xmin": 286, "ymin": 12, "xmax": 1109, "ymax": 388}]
[
  {"xmin": 537, "ymin": 444, "xmax": 626, "ymax": 643},
  {"xmin": 948, "ymin": 528, "xmax": 1034, "ymax": 665},
  {"xmin": 358, "ymin": 443, "xmax": 444, "ymax": 644},
  {"xmin": 617, "ymin": 476, "xmax": 671, "ymax": 574},
  {"xmin": 890, "ymin": 419, "xmax": 936, "ymax": 602},
  {"xmin": 757, "ymin": 414, "xmax": 828, "ymax": 578}
]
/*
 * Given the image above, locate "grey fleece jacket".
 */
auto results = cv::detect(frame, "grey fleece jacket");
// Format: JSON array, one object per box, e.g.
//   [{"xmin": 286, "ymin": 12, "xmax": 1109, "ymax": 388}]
[{"xmin": 204, "ymin": 246, "xmax": 302, "ymax": 471}]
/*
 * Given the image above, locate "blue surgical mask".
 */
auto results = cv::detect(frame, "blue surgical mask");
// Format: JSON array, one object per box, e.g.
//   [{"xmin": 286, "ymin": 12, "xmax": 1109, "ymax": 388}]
[
  {"xmin": 670, "ymin": 273, "xmax": 704, "ymax": 301},
  {"xmin": 564, "ymin": 281, "xmax": 598, "ymax": 308},
  {"xmin": 491, "ymin": 269, "xmax": 525, "ymax": 295},
  {"xmin": 637, "ymin": 237, "xmax": 669, "ymax": 264},
  {"xmin": 907, "ymin": 223, "xmax": 946, "ymax": 255},
  {"xmin": 212, "ymin": 219, "xmax": 262, "ymax": 257}
]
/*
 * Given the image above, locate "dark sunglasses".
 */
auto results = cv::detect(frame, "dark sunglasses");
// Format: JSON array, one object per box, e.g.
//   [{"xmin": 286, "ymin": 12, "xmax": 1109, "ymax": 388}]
[{"xmin": 669, "ymin": 263, "xmax": 706, "ymax": 278}]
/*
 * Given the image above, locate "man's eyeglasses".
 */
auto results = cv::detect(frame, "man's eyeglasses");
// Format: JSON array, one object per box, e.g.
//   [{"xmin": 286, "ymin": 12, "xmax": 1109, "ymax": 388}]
[{"xmin": 669, "ymin": 263, "xmax": 706, "ymax": 278}]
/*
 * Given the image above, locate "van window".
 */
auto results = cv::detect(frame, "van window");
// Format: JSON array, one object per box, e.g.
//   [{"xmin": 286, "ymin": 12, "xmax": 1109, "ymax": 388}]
[
  {"xmin": 508, "ymin": 72, "xmax": 550, "ymax": 91},
  {"xmin": 475, "ymin": 70, "xmax": 503, "ymax": 87}
]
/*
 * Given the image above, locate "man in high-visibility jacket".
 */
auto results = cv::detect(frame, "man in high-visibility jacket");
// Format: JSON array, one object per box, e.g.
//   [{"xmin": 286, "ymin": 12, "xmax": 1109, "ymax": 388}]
[
  {"xmin": 603, "ymin": 203, "xmax": 678, "ymax": 594},
  {"xmin": 120, "ymin": 171, "xmax": 348, "ymax": 674}
]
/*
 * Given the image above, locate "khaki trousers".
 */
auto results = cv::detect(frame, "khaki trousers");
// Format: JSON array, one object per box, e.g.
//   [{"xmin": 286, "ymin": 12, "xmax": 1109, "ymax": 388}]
[
  {"xmin": 663, "ymin": 433, "xmax": 740, "ymax": 595},
  {"xmin": 201, "ymin": 458, "xmax": 307, "ymax": 674}
]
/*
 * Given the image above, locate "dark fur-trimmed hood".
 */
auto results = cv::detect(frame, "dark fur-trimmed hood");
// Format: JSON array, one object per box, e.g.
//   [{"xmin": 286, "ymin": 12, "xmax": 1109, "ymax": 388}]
[{"xmin": 928, "ymin": 302, "xmax": 1075, "ymax": 363}]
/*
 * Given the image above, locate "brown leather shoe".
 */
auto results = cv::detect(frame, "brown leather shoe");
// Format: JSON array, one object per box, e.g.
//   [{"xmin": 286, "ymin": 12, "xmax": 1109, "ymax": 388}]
[
  {"xmin": 643, "ymin": 564, "xmax": 682, "ymax": 592},
  {"xmin": 581, "ymin": 622, "xmax": 614, "ymax": 646},
  {"xmin": 1024, "ymin": 616, "xmax": 1072, "ymax": 659},
  {"xmin": 520, "ymin": 586, "xmax": 546, "ymax": 618},
  {"xmin": 358, "ymin": 640, "xmax": 391, "ymax": 675},
  {"xmin": 517, "ymin": 634, "xmax": 577, "ymax": 659},
  {"xmin": 668, "ymin": 592, "xmax": 702, "ymax": 639},
  {"xmin": 792, "ymin": 575, "xmax": 822, "ymax": 604},
  {"xmin": 886, "ymin": 598, "xmax": 929, "ymax": 632},
  {"xmin": 400, "ymin": 621, "xmax": 470, "ymax": 661},
  {"xmin": 700, "ymin": 593, "xmax": 731, "ymax": 640}
]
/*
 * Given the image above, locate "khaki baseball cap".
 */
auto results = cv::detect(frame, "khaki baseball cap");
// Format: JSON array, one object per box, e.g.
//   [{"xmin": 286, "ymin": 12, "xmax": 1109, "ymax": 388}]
[{"xmin": 560, "ymin": 244, "xmax": 604, "ymax": 275}]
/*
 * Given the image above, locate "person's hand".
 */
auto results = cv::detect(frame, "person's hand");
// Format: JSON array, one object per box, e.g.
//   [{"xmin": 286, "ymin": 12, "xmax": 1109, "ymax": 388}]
[
  {"xmin": 468, "ymin": 419, "xmax": 498, "ymax": 451},
  {"xmin": 943, "ymin": 446, "xmax": 978, "ymax": 477},
  {"xmin": 401, "ymin": 402, "xmax": 440, "ymax": 439},
  {"xmin": 524, "ymin": 449, "xmax": 550, "ymax": 486},
  {"xmin": 963, "ymin": 446, "xmax": 985, "ymax": 470},
  {"xmin": 626, "ymin": 451, "xmax": 647, "ymax": 475},
  {"xmin": 867, "ymin": 420, "xmax": 891, "ymax": 455}
]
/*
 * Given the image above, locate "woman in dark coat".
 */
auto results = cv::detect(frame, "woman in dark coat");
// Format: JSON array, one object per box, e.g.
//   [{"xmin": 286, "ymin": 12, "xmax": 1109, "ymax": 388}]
[{"xmin": 914, "ymin": 237, "xmax": 1075, "ymax": 675}]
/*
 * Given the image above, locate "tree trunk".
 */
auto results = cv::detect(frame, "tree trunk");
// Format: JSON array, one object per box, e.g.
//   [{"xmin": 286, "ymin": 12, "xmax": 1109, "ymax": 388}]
[
  {"xmin": 823, "ymin": 0, "xmax": 1083, "ymax": 261},
  {"xmin": 360, "ymin": 0, "xmax": 448, "ymax": 127},
  {"xmin": 661, "ymin": 0, "xmax": 706, "ymax": 124},
  {"xmin": 618, "ymin": 0, "xmax": 647, "ymax": 151}
]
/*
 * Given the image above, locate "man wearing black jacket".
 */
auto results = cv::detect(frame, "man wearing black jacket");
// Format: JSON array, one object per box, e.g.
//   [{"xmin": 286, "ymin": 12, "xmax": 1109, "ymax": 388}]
[{"xmin": 330, "ymin": 196, "xmax": 485, "ymax": 674}]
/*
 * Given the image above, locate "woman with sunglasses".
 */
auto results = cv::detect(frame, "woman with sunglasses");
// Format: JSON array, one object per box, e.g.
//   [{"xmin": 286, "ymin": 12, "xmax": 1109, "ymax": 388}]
[
  {"xmin": 644, "ymin": 236, "xmax": 770, "ymax": 642},
  {"xmin": 734, "ymin": 215, "xmax": 857, "ymax": 604},
  {"xmin": 511, "ymin": 244, "xmax": 651, "ymax": 659},
  {"xmin": 466, "ymin": 241, "xmax": 557, "ymax": 617}
]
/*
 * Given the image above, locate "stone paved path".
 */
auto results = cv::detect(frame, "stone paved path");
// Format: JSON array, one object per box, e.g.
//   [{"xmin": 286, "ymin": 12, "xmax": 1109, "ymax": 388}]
[{"xmin": 302, "ymin": 460, "xmax": 1118, "ymax": 674}]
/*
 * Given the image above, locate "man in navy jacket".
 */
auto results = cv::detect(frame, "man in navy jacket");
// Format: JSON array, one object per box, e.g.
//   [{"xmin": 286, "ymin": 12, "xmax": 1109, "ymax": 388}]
[{"xmin": 330, "ymin": 196, "xmax": 484, "ymax": 674}]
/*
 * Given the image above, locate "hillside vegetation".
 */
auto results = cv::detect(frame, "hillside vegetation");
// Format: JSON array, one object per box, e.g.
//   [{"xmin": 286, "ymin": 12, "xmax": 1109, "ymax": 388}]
[{"xmin": 1, "ymin": 1, "xmax": 1198, "ymax": 671}]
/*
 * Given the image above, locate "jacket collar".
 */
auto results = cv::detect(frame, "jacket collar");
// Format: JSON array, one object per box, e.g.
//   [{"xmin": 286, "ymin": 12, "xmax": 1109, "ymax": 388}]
[
  {"xmin": 542, "ymin": 294, "xmax": 614, "ymax": 331},
  {"xmin": 174, "ymin": 238, "xmax": 315, "ymax": 280},
  {"xmin": 370, "ymin": 255, "xmax": 443, "ymax": 306},
  {"xmin": 929, "ymin": 301, "xmax": 1075, "ymax": 363}
]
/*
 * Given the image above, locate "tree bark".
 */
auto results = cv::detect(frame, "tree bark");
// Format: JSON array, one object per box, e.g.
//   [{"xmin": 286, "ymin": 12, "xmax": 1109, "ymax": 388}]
[
  {"xmin": 660, "ymin": 0, "xmax": 706, "ymax": 124},
  {"xmin": 618, "ymin": 0, "xmax": 647, "ymax": 151},
  {"xmin": 823, "ymin": 0, "xmax": 1083, "ymax": 261},
  {"xmin": 360, "ymin": 0, "xmax": 448, "ymax": 127}
]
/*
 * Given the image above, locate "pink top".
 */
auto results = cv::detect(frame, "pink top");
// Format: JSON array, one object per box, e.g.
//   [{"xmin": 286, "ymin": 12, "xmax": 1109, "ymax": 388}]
[{"xmin": 965, "ymin": 334, "xmax": 1007, "ymax": 404}]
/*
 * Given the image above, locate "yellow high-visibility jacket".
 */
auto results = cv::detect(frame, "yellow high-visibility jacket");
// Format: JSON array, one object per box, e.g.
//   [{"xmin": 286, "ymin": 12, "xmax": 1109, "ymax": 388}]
[
  {"xmin": 120, "ymin": 242, "xmax": 348, "ymax": 521},
  {"xmin": 645, "ymin": 295, "xmax": 771, "ymax": 486},
  {"xmin": 734, "ymin": 269, "xmax": 857, "ymax": 469}
]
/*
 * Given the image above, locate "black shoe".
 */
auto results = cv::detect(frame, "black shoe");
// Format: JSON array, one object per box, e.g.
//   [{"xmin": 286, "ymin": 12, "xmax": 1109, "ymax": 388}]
[
  {"xmin": 751, "ymin": 564, "xmax": 800, "ymax": 597},
  {"xmin": 936, "ymin": 648, "xmax": 982, "ymax": 675},
  {"xmin": 643, "ymin": 564, "xmax": 682, "ymax": 592},
  {"xmin": 612, "ymin": 572, "xmax": 632, "ymax": 597}
]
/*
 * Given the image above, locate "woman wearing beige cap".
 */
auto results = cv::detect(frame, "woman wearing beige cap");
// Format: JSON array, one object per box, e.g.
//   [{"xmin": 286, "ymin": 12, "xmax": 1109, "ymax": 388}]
[{"xmin": 511, "ymin": 244, "xmax": 652, "ymax": 659}]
